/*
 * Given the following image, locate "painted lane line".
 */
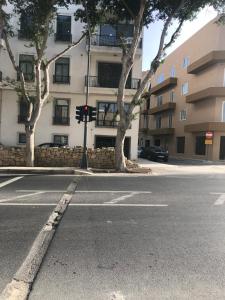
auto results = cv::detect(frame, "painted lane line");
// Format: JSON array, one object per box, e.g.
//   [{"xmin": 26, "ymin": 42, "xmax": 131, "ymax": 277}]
[
  {"xmin": 0, "ymin": 176, "xmax": 23, "ymax": 189},
  {"xmin": 106, "ymin": 192, "xmax": 138, "ymax": 204},
  {"xmin": 0, "ymin": 203, "xmax": 168, "ymax": 207},
  {"xmin": 16, "ymin": 190, "xmax": 65, "ymax": 193},
  {"xmin": 213, "ymin": 194, "xmax": 225, "ymax": 206},
  {"xmin": 16, "ymin": 190, "xmax": 152, "ymax": 194},
  {"xmin": 0, "ymin": 191, "xmax": 45, "ymax": 203}
]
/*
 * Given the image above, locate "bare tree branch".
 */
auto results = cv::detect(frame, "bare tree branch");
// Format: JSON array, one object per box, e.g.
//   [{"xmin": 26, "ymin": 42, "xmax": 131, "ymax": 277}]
[
  {"xmin": 46, "ymin": 32, "xmax": 87, "ymax": 67},
  {"xmin": 163, "ymin": 18, "xmax": 185, "ymax": 52}
]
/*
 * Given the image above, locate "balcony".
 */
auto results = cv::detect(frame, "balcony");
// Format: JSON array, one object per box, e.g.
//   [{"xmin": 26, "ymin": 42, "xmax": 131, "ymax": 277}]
[
  {"xmin": 55, "ymin": 32, "xmax": 72, "ymax": 42},
  {"xmin": 96, "ymin": 119, "xmax": 118, "ymax": 128},
  {"xmin": 147, "ymin": 128, "xmax": 175, "ymax": 135},
  {"xmin": 18, "ymin": 115, "xmax": 27, "ymax": 123},
  {"xmin": 184, "ymin": 122, "xmax": 225, "ymax": 132},
  {"xmin": 53, "ymin": 75, "xmax": 70, "ymax": 84},
  {"xmin": 17, "ymin": 72, "xmax": 34, "ymax": 82},
  {"xmin": 187, "ymin": 51, "xmax": 225, "ymax": 74},
  {"xmin": 151, "ymin": 77, "xmax": 177, "ymax": 95},
  {"xmin": 186, "ymin": 87, "xmax": 225, "ymax": 103},
  {"xmin": 18, "ymin": 30, "xmax": 32, "ymax": 40},
  {"xmin": 53, "ymin": 116, "xmax": 70, "ymax": 125},
  {"xmin": 85, "ymin": 75, "xmax": 140, "ymax": 90},
  {"xmin": 149, "ymin": 102, "xmax": 176, "ymax": 115},
  {"xmin": 90, "ymin": 34, "xmax": 142, "ymax": 48}
]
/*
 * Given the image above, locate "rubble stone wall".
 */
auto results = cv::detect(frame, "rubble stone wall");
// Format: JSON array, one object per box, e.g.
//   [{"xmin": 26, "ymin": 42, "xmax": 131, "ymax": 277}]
[{"xmin": 0, "ymin": 146, "xmax": 115, "ymax": 169}]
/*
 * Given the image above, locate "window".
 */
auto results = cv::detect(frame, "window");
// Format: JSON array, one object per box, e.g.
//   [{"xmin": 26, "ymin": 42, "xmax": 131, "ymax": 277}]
[
  {"xmin": 157, "ymin": 74, "xmax": 164, "ymax": 84},
  {"xmin": 99, "ymin": 24, "xmax": 134, "ymax": 47},
  {"xmin": 182, "ymin": 57, "xmax": 189, "ymax": 68},
  {"xmin": 222, "ymin": 102, "xmax": 225, "ymax": 122},
  {"xmin": 146, "ymin": 98, "xmax": 150, "ymax": 110},
  {"xmin": 18, "ymin": 97, "xmax": 35, "ymax": 123},
  {"xmin": 176, "ymin": 137, "xmax": 185, "ymax": 153},
  {"xmin": 18, "ymin": 55, "xmax": 34, "ymax": 81},
  {"xmin": 180, "ymin": 109, "xmax": 187, "ymax": 121},
  {"xmin": 18, "ymin": 133, "xmax": 26, "ymax": 144},
  {"xmin": 143, "ymin": 114, "xmax": 148, "ymax": 128},
  {"xmin": 181, "ymin": 82, "xmax": 189, "ymax": 95},
  {"xmin": 156, "ymin": 115, "xmax": 161, "ymax": 129},
  {"xmin": 54, "ymin": 57, "xmax": 70, "ymax": 84},
  {"xmin": 55, "ymin": 15, "xmax": 72, "ymax": 42},
  {"xmin": 195, "ymin": 135, "xmax": 206, "ymax": 155},
  {"xmin": 97, "ymin": 101, "xmax": 130, "ymax": 127},
  {"xmin": 18, "ymin": 13, "xmax": 33, "ymax": 39},
  {"xmin": 53, "ymin": 135, "xmax": 68, "ymax": 145},
  {"xmin": 170, "ymin": 91, "xmax": 175, "ymax": 102},
  {"xmin": 168, "ymin": 112, "xmax": 173, "ymax": 128},
  {"xmin": 145, "ymin": 140, "xmax": 150, "ymax": 147},
  {"xmin": 170, "ymin": 66, "xmax": 176, "ymax": 77},
  {"xmin": 53, "ymin": 99, "xmax": 70, "ymax": 125},
  {"xmin": 97, "ymin": 62, "xmax": 132, "ymax": 89},
  {"xmin": 157, "ymin": 95, "xmax": 163, "ymax": 106}
]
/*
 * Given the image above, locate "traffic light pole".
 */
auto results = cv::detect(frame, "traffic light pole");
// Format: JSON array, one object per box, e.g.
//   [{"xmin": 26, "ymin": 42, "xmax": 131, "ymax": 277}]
[{"xmin": 81, "ymin": 30, "xmax": 90, "ymax": 169}]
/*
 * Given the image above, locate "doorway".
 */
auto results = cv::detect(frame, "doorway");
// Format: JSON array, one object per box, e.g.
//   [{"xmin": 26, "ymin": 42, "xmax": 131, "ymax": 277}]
[{"xmin": 219, "ymin": 136, "xmax": 225, "ymax": 160}]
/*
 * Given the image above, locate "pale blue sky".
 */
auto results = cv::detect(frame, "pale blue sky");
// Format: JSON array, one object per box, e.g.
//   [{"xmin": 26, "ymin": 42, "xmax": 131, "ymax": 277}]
[{"xmin": 142, "ymin": 6, "xmax": 217, "ymax": 71}]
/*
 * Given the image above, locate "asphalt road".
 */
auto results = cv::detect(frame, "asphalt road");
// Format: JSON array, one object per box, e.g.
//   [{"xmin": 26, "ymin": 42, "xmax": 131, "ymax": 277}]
[{"xmin": 1, "ymin": 174, "xmax": 225, "ymax": 299}]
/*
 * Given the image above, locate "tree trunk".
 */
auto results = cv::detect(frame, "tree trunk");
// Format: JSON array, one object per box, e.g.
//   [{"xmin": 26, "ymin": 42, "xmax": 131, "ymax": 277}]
[
  {"xmin": 115, "ymin": 126, "xmax": 127, "ymax": 172},
  {"xmin": 25, "ymin": 126, "xmax": 35, "ymax": 167}
]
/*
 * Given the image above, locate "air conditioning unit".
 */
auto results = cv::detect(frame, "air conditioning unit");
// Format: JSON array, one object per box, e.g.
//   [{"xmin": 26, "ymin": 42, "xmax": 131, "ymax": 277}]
[{"xmin": 124, "ymin": 37, "xmax": 133, "ymax": 45}]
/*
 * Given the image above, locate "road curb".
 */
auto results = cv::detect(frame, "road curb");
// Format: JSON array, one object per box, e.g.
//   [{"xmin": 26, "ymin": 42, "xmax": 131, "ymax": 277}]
[
  {"xmin": 0, "ymin": 180, "xmax": 79, "ymax": 300},
  {"xmin": 0, "ymin": 168, "xmax": 93, "ymax": 176}
]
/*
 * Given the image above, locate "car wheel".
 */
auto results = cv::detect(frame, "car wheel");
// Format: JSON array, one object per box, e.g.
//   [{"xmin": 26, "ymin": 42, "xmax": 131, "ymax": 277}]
[{"xmin": 163, "ymin": 158, "xmax": 168, "ymax": 162}]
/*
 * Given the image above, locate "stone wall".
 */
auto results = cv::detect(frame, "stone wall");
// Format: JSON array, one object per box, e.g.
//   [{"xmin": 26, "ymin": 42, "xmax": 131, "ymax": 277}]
[{"xmin": 0, "ymin": 146, "xmax": 115, "ymax": 169}]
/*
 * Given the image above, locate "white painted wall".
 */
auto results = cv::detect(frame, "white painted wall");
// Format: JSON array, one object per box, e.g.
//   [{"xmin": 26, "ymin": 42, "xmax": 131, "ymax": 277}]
[{"xmin": 0, "ymin": 4, "xmax": 142, "ymax": 160}]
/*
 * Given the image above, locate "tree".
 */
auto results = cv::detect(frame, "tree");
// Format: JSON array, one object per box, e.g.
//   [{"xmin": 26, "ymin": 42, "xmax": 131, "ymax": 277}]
[
  {"xmin": 0, "ymin": 0, "xmax": 90, "ymax": 166},
  {"xmin": 76, "ymin": 0, "xmax": 225, "ymax": 171}
]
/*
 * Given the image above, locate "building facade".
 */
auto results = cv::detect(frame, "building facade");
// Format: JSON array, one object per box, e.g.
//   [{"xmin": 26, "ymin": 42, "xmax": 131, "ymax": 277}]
[
  {"xmin": 0, "ymin": 5, "xmax": 142, "ymax": 160},
  {"xmin": 139, "ymin": 17, "xmax": 225, "ymax": 161}
]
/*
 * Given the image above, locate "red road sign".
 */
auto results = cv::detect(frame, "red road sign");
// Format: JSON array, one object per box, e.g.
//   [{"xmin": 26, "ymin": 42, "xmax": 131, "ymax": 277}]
[{"xmin": 205, "ymin": 131, "xmax": 213, "ymax": 139}]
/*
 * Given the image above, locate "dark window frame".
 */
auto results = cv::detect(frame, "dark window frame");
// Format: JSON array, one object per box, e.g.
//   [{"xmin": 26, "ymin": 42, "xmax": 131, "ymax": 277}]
[
  {"xmin": 55, "ymin": 15, "xmax": 72, "ymax": 42},
  {"xmin": 18, "ymin": 54, "xmax": 34, "ymax": 82},
  {"xmin": 53, "ymin": 99, "xmax": 70, "ymax": 125},
  {"xmin": 176, "ymin": 137, "xmax": 185, "ymax": 154},
  {"xmin": 195, "ymin": 135, "xmax": 206, "ymax": 155},
  {"xmin": 53, "ymin": 57, "xmax": 70, "ymax": 84},
  {"xmin": 53, "ymin": 134, "xmax": 69, "ymax": 145},
  {"xmin": 18, "ymin": 132, "xmax": 26, "ymax": 144}
]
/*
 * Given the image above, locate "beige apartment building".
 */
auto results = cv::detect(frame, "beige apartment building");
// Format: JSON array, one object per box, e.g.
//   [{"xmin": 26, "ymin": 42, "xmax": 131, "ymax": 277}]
[
  {"xmin": 139, "ymin": 17, "xmax": 225, "ymax": 161},
  {"xmin": 0, "ymin": 5, "xmax": 142, "ymax": 160}
]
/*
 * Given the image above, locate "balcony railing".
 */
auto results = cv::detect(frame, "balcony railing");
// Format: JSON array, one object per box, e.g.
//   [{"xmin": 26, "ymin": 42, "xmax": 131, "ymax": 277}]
[
  {"xmin": 90, "ymin": 34, "xmax": 142, "ymax": 49},
  {"xmin": 17, "ymin": 72, "xmax": 34, "ymax": 82},
  {"xmin": 18, "ymin": 115, "xmax": 27, "ymax": 123},
  {"xmin": 18, "ymin": 30, "xmax": 32, "ymax": 40},
  {"xmin": 85, "ymin": 76, "xmax": 140, "ymax": 90},
  {"xmin": 53, "ymin": 116, "xmax": 70, "ymax": 125},
  {"xmin": 53, "ymin": 75, "xmax": 70, "ymax": 84},
  {"xmin": 96, "ymin": 119, "xmax": 119, "ymax": 128},
  {"xmin": 55, "ymin": 32, "xmax": 72, "ymax": 42}
]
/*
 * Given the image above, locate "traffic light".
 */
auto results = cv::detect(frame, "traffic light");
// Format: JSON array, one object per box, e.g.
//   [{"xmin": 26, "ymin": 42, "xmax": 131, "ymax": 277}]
[
  {"xmin": 75, "ymin": 106, "xmax": 83, "ymax": 123},
  {"xmin": 89, "ymin": 106, "xmax": 96, "ymax": 122},
  {"xmin": 83, "ymin": 105, "xmax": 89, "ymax": 116}
]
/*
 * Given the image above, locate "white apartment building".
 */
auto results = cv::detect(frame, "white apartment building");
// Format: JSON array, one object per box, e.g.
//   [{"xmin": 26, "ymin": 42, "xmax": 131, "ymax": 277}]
[{"xmin": 0, "ymin": 5, "xmax": 143, "ymax": 159}]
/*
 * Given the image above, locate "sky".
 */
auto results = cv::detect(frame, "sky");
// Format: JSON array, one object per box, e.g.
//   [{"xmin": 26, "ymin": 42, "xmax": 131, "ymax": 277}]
[{"xmin": 142, "ymin": 6, "xmax": 218, "ymax": 71}]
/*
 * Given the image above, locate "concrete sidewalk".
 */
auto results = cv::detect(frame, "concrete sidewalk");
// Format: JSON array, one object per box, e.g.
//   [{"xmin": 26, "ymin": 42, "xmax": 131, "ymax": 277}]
[{"xmin": 137, "ymin": 158, "xmax": 225, "ymax": 175}]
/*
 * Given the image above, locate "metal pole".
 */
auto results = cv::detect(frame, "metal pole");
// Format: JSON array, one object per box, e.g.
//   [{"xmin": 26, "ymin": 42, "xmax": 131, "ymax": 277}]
[{"xmin": 81, "ymin": 30, "xmax": 90, "ymax": 169}]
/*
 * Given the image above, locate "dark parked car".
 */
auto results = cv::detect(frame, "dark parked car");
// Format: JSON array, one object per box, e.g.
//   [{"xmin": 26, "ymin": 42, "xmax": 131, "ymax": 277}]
[
  {"xmin": 37, "ymin": 143, "xmax": 67, "ymax": 148},
  {"xmin": 140, "ymin": 146, "xmax": 169, "ymax": 162}
]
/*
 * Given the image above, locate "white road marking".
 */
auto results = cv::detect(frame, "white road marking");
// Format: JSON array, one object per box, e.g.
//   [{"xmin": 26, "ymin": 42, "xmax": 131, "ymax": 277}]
[
  {"xmin": 0, "ymin": 176, "xmax": 23, "ymax": 189},
  {"xmin": 0, "ymin": 203, "xmax": 168, "ymax": 207},
  {"xmin": 16, "ymin": 190, "xmax": 65, "ymax": 193},
  {"xmin": 0, "ymin": 191, "xmax": 44, "ymax": 203},
  {"xmin": 106, "ymin": 192, "xmax": 138, "ymax": 204},
  {"xmin": 211, "ymin": 193, "xmax": 225, "ymax": 205},
  {"xmin": 16, "ymin": 190, "xmax": 152, "ymax": 194}
]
